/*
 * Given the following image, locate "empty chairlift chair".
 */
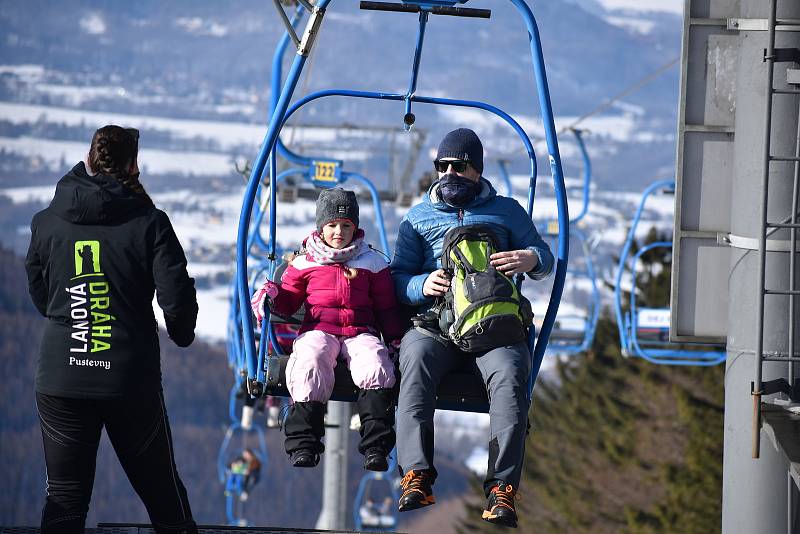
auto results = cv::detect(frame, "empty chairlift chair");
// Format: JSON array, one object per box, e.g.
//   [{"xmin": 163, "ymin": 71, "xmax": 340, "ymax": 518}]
[
  {"xmin": 510, "ymin": 128, "xmax": 599, "ymax": 355},
  {"xmin": 613, "ymin": 179, "xmax": 725, "ymax": 366}
]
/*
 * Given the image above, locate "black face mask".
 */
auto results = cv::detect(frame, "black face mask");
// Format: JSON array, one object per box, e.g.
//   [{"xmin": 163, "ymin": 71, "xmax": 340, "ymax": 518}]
[{"xmin": 438, "ymin": 173, "xmax": 481, "ymax": 207}]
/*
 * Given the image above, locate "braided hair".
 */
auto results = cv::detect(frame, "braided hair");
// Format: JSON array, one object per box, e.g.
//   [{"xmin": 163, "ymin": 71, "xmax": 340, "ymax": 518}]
[{"xmin": 88, "ymin": 125, "xmax": 153, "ymax": 206}]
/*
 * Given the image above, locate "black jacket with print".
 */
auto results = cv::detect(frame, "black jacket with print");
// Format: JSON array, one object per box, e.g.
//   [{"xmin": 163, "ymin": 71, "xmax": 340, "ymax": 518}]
[{"xmin": 25, "ymin": 162, "xmax": 197, "ymax": 398}]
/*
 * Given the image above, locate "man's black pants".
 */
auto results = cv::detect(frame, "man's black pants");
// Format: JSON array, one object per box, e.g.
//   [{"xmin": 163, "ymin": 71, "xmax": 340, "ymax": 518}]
[{"xmin": 36, "ymin": 390, "xmax": 197, "ymax": 533}]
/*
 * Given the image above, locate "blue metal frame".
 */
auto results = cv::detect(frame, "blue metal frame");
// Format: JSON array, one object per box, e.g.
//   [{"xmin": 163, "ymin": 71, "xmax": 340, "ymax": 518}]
[
  {"xmin": 219, "ymin": 422, "xmax": 265, "ymax": 527},
  {"xmin": 495, "ymin": 159, "xmax": 515, "ymax": 197},
  {"xmin": 264, "ymin": 6, "xmax": 391, "ymax": 253},
  {"xmin": 353, "ymin": 451, "xmax": 400, "ymax": 531},
  {"xmin": 217, "ymin": 432, "xmax": 267, "ymax": 497},
  {"xmin": 236, "ymin": 0, "xmax": 569, "ymax": 402},
  {"xmin": 498, "ymin": 129, "xmax": 597, "ymax": 354},
  {"xmin": 217, "ymin": 421, "xmax": 268, "ymax": 483},
  {"xmin": 546, "ymin": 227, "xmax": 600, "ymax": 354},
  {"xmin": 613, "ymin": 180, "xmax": 725, "ymax": 366},
  {"xmin": 216, "ymin": 384, "xmax": 269, "ymax": 485},
  {"xmin": 570, "ymin": 129, "xmax": 591, "ymax": 224},
  {"xmin": 496, "ymin": 128, "xmax": 589, "ymax": 224},
  {"xmin": 403, "ymin": 11, "xmax": 429, "ymax": 129}
]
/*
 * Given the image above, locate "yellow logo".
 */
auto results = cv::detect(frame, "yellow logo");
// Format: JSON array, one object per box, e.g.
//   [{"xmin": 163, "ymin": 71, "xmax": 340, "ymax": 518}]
[{"xmin": 74, "ymin": 241, "xmax": 101, "ymax": 277}]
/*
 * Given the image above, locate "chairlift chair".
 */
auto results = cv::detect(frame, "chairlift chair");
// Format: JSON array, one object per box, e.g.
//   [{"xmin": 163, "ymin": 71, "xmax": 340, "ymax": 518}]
[
  {"xmin": 613, "ymin": 179, "xmax": 725, "ymax": 366},
  {"xmin": 542, "ymin": 227, "xmax": 600, "ymax": 354},
  {"xmin": 235, "ymin": 0, "xmax": 570, "ymax": 414},
  {"xmin": 353, "ymin": 449, "xmax": 401, "ymax": 531},
  {"xmin": 216, "ymin": 376, "xmax": 269, "ymax": 526},
  {"xmin": 217, "ymin": 379, "xmax": 269, "ymax": 486},
  {"xmin": 501, "ymin": 128, "xmax": 598, "ymax": 355}
]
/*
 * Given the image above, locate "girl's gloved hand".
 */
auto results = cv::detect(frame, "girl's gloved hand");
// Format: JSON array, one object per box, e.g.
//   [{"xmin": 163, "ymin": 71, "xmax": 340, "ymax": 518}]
[{"xmin": 250, "ymin": 281, "xmax": 279, "ymax": 325}]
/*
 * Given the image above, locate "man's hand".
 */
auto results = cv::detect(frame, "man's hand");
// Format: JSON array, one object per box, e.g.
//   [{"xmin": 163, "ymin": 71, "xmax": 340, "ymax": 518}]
[
  {"xmin": 490, "ymin": 249, "xmax": 538, "ymax": 276},
  {"xmin": 423, "ymin": 269, "xmax": 451, "ymax": 297}
]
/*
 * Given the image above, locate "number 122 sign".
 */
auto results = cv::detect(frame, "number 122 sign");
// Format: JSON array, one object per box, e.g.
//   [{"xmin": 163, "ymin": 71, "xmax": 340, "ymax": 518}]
[{"xmin": 310, "ymin": 160, "xmax": 341, "ymax": 186}]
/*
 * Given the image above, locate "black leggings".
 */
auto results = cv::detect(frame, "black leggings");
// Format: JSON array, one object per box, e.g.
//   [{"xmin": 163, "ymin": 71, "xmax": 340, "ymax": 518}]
[{"xmin": 36, "ymin": 391, "xmax": 197, "ymax": 534}]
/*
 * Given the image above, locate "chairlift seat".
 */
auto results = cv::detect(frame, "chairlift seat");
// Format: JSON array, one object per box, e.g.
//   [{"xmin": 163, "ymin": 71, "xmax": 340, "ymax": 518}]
[
  {"xmin": 548, "ymin": 328, "xmax": 585, "ymax": 343},
  {"xmin": 278, "ymin": 184, "xmax": 299, "ymax": 203},
  {"xmin": 261, "ymin": 256, "xmax": 491, "ymax": 410},
  {"xmin": 635, "ymin": 327, "xmax": 670, "ymax": 343},
  {"xmin": 264, "ymin": 354, "xmax": 489, "ymax": 412}
]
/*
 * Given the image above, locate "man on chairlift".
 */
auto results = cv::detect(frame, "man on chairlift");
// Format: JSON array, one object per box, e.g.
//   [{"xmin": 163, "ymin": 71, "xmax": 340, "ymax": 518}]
[{"xmin": 391, "ymin": 128, "xmax": 554, "ymax": 528}]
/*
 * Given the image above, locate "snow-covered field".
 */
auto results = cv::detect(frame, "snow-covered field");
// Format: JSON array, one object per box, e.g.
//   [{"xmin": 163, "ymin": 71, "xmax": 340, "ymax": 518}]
[
  {"xmin": 0, "ymin": 135, "xmax": 238, "ymax": 177},
  {"xmin": 596, "ymin": 0, "xmax": 683, "ymax": 15},
  {"xmin": 0, "ymin": 86, "xmax": 677, "ymax": 347},
  {"xmin": 2, "ymin": 179, "xmax": 675, "ymax": 347}
]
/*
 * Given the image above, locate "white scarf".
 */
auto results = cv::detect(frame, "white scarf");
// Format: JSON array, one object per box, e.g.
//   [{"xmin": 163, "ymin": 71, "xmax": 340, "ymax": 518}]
[{"xmin": 304, "ymin": 229, "xmax": 366, "ymax": 265}]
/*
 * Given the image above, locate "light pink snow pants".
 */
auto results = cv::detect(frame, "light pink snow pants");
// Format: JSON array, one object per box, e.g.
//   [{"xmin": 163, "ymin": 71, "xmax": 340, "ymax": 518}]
[{"xmin": 286, "ymin": 330, "xmax": 396, "ymax": 403}]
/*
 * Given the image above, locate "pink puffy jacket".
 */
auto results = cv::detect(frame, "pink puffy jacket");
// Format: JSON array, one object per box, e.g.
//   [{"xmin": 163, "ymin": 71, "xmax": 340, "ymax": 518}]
[{"xmin": 265, "ymin": 247, "xmax": 407, "ymax": 342}]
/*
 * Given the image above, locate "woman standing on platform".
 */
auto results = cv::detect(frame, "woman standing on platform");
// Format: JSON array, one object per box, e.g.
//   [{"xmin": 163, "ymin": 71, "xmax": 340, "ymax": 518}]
[{"xmin": 25, "ymin": 125, "xmax": 199, "ymax": 533}]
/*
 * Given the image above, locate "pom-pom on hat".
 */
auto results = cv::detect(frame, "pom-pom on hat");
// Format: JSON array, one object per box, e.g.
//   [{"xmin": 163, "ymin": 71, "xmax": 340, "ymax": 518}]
[
  {"xmin": 315, "ymin": 188, "xmax": 359, "ymax": 231},
  {"xmin": 436, "ymin": 128, "xmax": 484, "ymax": 174}
]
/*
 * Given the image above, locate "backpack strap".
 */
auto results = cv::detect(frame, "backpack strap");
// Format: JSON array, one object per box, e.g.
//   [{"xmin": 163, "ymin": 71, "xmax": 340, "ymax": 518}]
[{"xmin": 450, "ymin": 244, "xmax": 478, "ymax": 275}]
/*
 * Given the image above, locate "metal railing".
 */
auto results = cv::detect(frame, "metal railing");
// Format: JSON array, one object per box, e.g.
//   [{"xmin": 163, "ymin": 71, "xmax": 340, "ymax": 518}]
[{"xmin": 753, "ymin": 0, "xmax": 800, "ymax": 458}]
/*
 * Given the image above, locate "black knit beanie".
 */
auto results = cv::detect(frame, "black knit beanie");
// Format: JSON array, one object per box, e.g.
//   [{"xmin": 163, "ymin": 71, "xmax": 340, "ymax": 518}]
[
  {"xmin": 436, "ymin": 128, "xmax": 484, "ymax": 174},
  {"xmin": 315, "ymin": 188, "xmax": 359, "ymax": 231}
]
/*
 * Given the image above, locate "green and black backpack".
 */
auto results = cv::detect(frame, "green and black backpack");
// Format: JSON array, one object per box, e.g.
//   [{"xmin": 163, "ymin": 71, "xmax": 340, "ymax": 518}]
[{"xmin": 437, "ymin": 224, "xmax": 534, "ymax": 353}]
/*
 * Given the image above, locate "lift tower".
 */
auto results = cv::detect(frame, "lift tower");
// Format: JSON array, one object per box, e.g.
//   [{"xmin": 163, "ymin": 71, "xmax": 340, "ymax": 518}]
[{"xmin": 673, "ymin": 0, "xmax": 800, "ymax": 531}]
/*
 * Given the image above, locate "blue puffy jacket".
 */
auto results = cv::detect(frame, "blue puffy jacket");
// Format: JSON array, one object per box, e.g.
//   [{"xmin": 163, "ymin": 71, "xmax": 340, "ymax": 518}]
[{"xmin": 390, "ymin": 178, "xmax": 554, "ymax": 309}]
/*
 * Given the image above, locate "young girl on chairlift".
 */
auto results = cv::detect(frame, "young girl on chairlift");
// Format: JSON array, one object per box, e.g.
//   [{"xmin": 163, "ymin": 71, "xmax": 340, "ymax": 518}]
[{"xmin": 251, "ymin": 188, "xmax": 404, "ymax": 470}]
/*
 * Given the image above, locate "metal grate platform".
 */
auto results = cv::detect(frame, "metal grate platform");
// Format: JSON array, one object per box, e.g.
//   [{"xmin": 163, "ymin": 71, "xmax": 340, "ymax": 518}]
[
  {"xmin": 1, "ymin": 526, "xmax": 376, "ymax": 534},
  {"xmin": 761, "ymin": 402, "xmax": 800, "ymax": 490}
]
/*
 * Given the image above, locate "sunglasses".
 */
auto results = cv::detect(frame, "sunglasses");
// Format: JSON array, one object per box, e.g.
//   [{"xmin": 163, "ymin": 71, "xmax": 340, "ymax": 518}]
[{"xmin": 434, "ymin": 159, "xmax": 469, "ymax": 173}]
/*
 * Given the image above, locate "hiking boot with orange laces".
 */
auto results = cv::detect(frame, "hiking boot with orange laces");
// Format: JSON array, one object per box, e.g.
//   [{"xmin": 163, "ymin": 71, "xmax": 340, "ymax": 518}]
[
  {"xmin": 482, "ymin": 483, "xmax": 518, "ymax": 528},
  {"xmin": 398, "ymin": 469, "xmax": 436, "ymax": 511}
]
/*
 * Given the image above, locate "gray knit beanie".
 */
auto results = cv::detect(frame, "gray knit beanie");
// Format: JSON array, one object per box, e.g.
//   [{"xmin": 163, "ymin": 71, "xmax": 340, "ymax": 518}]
[
  {"xmin": 315, "ymin": 188, "xmax": 359, "ymax": 231},
  {"xmin": 436, "ymin": 128, "xmax": 484, "ymax": 174}
]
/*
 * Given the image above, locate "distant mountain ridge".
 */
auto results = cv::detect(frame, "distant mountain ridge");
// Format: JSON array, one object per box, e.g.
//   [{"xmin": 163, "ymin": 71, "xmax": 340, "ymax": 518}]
[
  {"xmin": 0, "ymin": 0, "xmax": 683, "ymax": 193},
  {"xmin": 0, "ymin": 1, "xmax": 681, "ymax": 120}
]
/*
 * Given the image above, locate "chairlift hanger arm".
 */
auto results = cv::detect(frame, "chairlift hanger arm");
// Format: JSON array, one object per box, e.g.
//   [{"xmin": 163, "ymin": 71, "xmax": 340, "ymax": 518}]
[
  {"xmin": 281, "ymin": 87, "xmax": 540, "ymax": 219},
  {"xmin": 271, "ymin": 5, "xmax": 308, "ymax": 166},
  {"xmin": 402, "ymin": 10, "xmax": 429, "ymax": 129},
  {"xmin": 360, "ymin": 1, "xmax": 491, "ymax": 18},
  {"xmin": 272, "ymin": 0, "xmax": 323, "ymax": 55}
]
